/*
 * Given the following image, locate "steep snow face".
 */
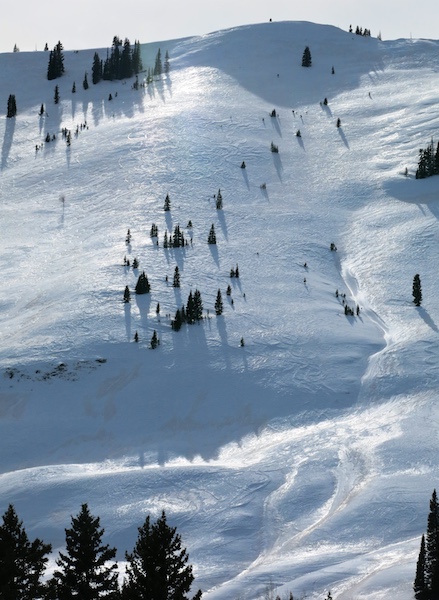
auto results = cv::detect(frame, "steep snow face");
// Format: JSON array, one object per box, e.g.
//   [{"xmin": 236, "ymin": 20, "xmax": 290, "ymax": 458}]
[{"xmin": 1, "ymin": 21, "xmax": 439, "ymax": 600}]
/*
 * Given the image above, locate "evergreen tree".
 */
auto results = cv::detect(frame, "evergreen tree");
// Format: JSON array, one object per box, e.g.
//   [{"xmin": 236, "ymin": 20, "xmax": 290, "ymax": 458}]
[
  {"xmin": 150, "ymin": 223, "xmax": 158, "ymax": 238},
  {"xmin": 124, "ymin": 286, "xmax": 131, "ymax": 303},
  {"xmin": 193, "ymin": 289, "xmax": 203, "ymax": 321},
  {"xmin": 215, "ymin": 289, "xmax": 223, "ymax": 315},
  {"xmin": 173, "ymin": 266, "xmax": 180, "ymax": 288},
  {"xmin": 83, "ymin": 72, "xmax": 89, "ymax": 90},
  {"xmin": 120, "ymin": 38, "xmax": 133, "ymax": 79},
  {"xmin": 414, "ymin": 490, "xmax": 439, "ymax": 599},
  {"xmin": 7, "ymin": 94, "xmax": 17, "ymax": 118},
  {"xmin": 415, "ymin": 534, "xmax": 427, "ymax": 600},
  {"xmin": 132, "ymin": 40, "xmax": 143, "ymax": 75},
  {"xmin": 216, "ymin": 189, "xmax": 223, "ymax": 209},
  {"xmin": 164, "ymin": 50, "xmax": 170, "ymax": 74},
  {"xmin": 207, "ymin": 224, "xmax": 216, "ymax": 244},
  {"xmin": 49, "ymin": 504, "xmax": 119, "ymax": 600},
  {"xmin": 301, "ymin": 46, "xmax": 312, "ymax": 67},
  {"xmin": 171, "ymin": 308, "xmax": 183, "ymax": 331},
  {"xmin": 72, "ymin": 81, "xmax": 76, "ymax": 93},
  {"xmin": 186, "ymin": 291, "xmax": 195, "ymax": 324},
  {"xmin": 164, "ymin": 194, "xmax": 171, "ymax": 211},
  {"xmin": 54, "ymin": 85, "xmax": 60, "ymax": 104},
  {"xmin": 135, "ymin": 271, "xmax": 151, "ymax": 295},
  {"xmin": 39, "ymin": 103, "xmax": 45, "ymax": 116},
  {"xmin": 150, "ymin": 330, "xmax": 159, "ymax": 349},
  {"xmin": 134, "ymin": 331, "xmax": 139, "ymax": 342},
  {"xmin": 154, "ymin": 48, "xmax": 162, "ymax": 76},
  {"xmin": 413, "ymin": 274, "xmax": 422, "ymax": 306},
  {"xmin": 123, "ymin": 510, "xmax": 201, "ymax": 600},
  {"xmin": 426, "ymin": 490, "xmax": 439, "ymax": 595},
  {"xmin": 92, "ymin": 52, "xmax": 103, "ymax": 84},
  {"xmin": 0, "ymin": 504, "xmax": 51, "ymax": 600}
]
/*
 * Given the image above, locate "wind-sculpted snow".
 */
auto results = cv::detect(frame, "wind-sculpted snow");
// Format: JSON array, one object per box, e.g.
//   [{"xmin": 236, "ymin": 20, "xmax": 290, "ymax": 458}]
[{"xmin": 1, "ymin": 21, "xmax": 439, "ymax": 599}]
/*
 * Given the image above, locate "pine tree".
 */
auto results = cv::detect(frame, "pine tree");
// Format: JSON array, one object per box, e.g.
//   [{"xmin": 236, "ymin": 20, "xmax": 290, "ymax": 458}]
[
  {"xmin": 92, "ymin": 52, "xmax": 102, "ymax": 84},
  {"xmin": 164, "ymin": 194, "xmax": 171, "ymax": 211},
  {"xmin": 119, "ymin": 38, "xmax": 133, "ymax": 79},
  {"xmin": 164, "ymin": 50, "xmax": 170, "ymax": 73},
  {"xmin": 7, "ymin": 94, "xmax": 17, "ymax": 118},
  {"xmin": 414, "ymin": 534, "xmax": 427, "ymax": 600},
  {"xmin": 123, "ymin": 510, "xmax": 202, "ymax": 600},
  {"xmin": 72, "ymin": 81, "xmax": 76, "ymax": 93},
  {"xmin": 207, "ymin": 224, "xmax": 216, "ymax": 244},
  {"xmin": 135, "ymin": 271, "xmax": 150, "ymax": 295},
  {"xmin": 54, "ymin": 85, "xmax": 60, "ymax": 104},
  {"xmin": 216, "ymin": 189, "xmax": 223, "ymax": 209},
  {"xmin": 0, "ymin": 504, "xmax": 51, "ymax": 600},
  {"xmin": 132, "ymin": 40, "xmax": 143, "ymax": 74},
  {"xmin": 215, "ymin": 289, "xmax": 223, "ymax": 315},
  {"xmin": 124, "ymin": 285, "xmax": 131, "ymax": 303},
  {"xmin": 426, "ymin": 490, "xmax": 439, "ymax": 595},
  {"xmin": 173, "ymin": 266, "xmax": 180, "ymax": 288},
  {"xmin": 39, "ymin": 103, "xmax": 45, "ymax": 116},
  {"xmin": 49, "ymin": 504, "xmax": 119, "ymax": 600},
  {"xmin": 413, "ymin": 274, "xmax": 422, "ymax": 306},
  {"xmin": 186, "ymin": 291, "xmax": 195, "ymax": 324},
  {"xmin": 171, "ymin": 308, "xmax": 183, "ymax": 331},
  {"xmin": 301, "ymin": 46, "xmax": 312, "ymax": 67},
  {"xmin": 83, "ymin": 72, "xmax": 89, "ymax": 90},
  {"xmin": 193, "ymin": 289, "xmax": 203, "ymax": 321},
  {"xmin": 414, "ymin": 490, "xmax": 439, "ymax": 599},
  {"xmin": 154, "ymin": 48, "xmax": 162, "ymax": 76},
  {"xmin": 150, "ymin": 330, "xmax": 159, "ymax": 349}
]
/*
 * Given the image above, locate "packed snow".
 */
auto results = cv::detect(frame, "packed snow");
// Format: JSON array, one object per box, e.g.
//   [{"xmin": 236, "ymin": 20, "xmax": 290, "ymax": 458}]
[{"xmin": 1, "ymin": 20, "xmax": 439, "ymax": 599}]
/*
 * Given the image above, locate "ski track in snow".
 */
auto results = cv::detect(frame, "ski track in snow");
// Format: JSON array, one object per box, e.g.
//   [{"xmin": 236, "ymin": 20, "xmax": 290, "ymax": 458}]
[{"xmin": 1, "ymin": 21, "xmax": 439, "ymax": 599}]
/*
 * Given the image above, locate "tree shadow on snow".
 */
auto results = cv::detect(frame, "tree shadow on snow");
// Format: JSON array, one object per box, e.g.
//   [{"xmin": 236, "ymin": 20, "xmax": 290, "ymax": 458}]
[
  {"xmin": 338, "ymin": 127, "xmax": 349, "ymax": 149},
  {"xmin": 124, "ymin": 303, "xmax": 131, "ymax": 341},
  {"xmin": 417, "ymin": 306, "xmax": 439, "ymax": 333},
  {"xmin": 241, "ymin": 166, "xmax": 250, "ymax": 189},
  {"xmin": 296, "ymin": 135, "xmax": 305, "ymax": 151},
  {"xmin": 217, "ymin": 209, "xmax": 228, "ymax": 241},
  {"xmin": 272, "ymin": 152, "xmax": 283, "ymax": 182},
  {"xmin": 209, "ymin": 243, "xmax": 220, "ymax": 267},
  {"xmin": 1, "ymin": 117, "xmax": 15, "ymax": 171},
  {"xmin": 321, "ymin": 103, "xmax": 333, "ymax": 118},
  {"xmin": 271, "ymin": 115, "xmax": 282, "ymax": 137}
]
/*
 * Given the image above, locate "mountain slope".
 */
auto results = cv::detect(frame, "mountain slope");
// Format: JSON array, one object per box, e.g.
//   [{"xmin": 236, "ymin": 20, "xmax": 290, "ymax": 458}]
[{"xmin": 1, "ymin": 21, "xmax": 439, "ymax": 600}]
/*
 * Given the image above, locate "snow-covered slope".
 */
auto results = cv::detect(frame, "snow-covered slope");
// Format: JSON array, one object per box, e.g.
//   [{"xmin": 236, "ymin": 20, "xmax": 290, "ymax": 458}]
[{"xmin": 1, "ymin": 21, "xmax": 439, "ymax": 599}]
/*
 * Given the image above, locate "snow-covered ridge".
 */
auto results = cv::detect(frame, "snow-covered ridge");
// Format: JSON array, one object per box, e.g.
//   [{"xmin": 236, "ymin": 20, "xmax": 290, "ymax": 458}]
[{"xmin": 1, "ymin": 21, "xmax": 439, "ymax": 599}]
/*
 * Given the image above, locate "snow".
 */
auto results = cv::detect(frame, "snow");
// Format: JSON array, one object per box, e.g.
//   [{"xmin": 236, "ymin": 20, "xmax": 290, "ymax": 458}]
[{"xmin": 1, "ymin": 20, "xmax": 439, "ymax": 599}]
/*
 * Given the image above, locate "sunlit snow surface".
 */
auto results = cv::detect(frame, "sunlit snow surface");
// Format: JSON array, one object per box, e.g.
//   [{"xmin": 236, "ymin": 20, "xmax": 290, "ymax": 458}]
[{"xmin": 1, "ymin": 21, "xmax": 439, "ymax": 599}]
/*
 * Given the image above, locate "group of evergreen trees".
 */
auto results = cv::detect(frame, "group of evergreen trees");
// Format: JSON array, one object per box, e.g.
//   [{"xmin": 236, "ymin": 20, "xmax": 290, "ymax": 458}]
[
  {"xmin": 416, "ymin": 139, "xmax": 439, "ymax": 179},
  {"xmin": 0, "ymin": 503, "xmax": 201, "ymax": 600},
  {"xmin": 47, "ymin": 41, "xmax": 65, "ymax": 80},
  {"xmin": 91, "ymin": 37, "xmax": 143, "ymax": 84},
  {"xmin": 171, "ymin": 290, "xmax": 203, "ymax": 331},
  {"xmin": 348, "ymin": 25, "xmax": 372, "ymax": 36}
]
